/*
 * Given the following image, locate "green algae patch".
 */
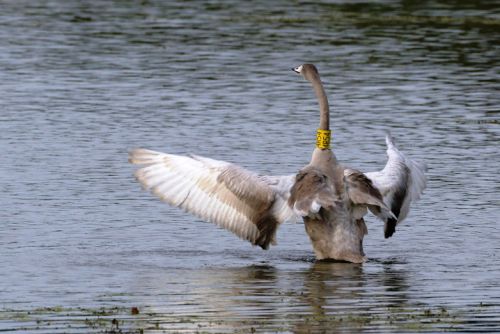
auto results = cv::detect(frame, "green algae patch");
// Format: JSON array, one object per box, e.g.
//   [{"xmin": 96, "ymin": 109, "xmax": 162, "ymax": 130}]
[{"xmin": 0, "ymin": 304, "xmax": 497, "ymax": 333}]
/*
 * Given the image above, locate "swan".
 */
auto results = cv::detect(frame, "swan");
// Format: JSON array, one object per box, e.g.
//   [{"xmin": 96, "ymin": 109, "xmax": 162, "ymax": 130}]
[{"xmin": 129, "ymin": 63, "xmax": 426, "ymax": 263}]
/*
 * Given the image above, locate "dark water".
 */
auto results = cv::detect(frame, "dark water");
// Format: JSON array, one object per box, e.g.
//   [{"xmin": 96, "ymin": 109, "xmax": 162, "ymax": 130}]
[{"xmin": 1, "ymin": 0, "xmax": 499, "ymax": 332}]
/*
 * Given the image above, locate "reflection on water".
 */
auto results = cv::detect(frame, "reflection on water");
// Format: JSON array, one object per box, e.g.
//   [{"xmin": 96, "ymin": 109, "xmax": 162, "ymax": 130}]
[
  {"xmin": 1, "ymin": 0, "xmax": 499, "ymax": 332},
  {"xmin": 1, "ymin": 258, "xmax": 499, "ymax": 332},
  {"xmin": 134, "ymin": 262, "xmax": 401, "ymax": 332}
]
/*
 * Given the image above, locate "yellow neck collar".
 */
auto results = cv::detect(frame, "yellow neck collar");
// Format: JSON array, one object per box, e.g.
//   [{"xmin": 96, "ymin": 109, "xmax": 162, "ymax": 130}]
[{"xmin": 316, "ymin": 129, "xmax": 331, "ymax": 149}]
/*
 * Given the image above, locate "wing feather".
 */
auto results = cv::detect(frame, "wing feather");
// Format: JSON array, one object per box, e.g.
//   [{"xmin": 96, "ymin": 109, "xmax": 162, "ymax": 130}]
[
  {"xmin": 259, "ymin": 175, "xmax": 300, "ymax": 223},
  {"xmin": 288, "ymin": 167, "xmax": 337, "ymax": 219},
  {"xmin": 129, "ymin": 148, "xmax": 296, "ymax": 248},
  {"xmin": 365, "ymin": 134, "xmax": 427, "ymax": 237},
  {"xmin": 343, "ymin": 168, "xmax": 396, "ymax": 222}
]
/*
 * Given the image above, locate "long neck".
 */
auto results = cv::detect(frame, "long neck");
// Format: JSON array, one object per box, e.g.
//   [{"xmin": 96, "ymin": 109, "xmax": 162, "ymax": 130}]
[{"xmin": 310, "ymin": 77, "xmax": 330, "ymax": 130}]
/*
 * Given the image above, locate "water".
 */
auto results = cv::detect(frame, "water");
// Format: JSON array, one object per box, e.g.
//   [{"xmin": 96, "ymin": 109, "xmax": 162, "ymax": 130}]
[{"xmin": 1, "ymin": 0, "xmax": 499, "ymax": 332}]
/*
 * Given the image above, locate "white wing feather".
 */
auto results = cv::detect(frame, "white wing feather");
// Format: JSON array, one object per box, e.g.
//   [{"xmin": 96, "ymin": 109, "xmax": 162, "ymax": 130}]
[
  {"xmin": 365, "ymin": 134, "xmax": 427, "ymax": 226},
  {"xmin": 259, "ymin": 175, "xmax": 300, "ymax": 223},
  {"xmin": 129, "ymin": 148, "xmax": 296, "ymax": 245}
]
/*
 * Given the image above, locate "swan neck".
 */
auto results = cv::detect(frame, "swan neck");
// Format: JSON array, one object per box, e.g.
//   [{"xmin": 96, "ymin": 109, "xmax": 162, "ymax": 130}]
[{"xmin": 311, "ymin": 78, "xmax": 330, "ymax": 130}]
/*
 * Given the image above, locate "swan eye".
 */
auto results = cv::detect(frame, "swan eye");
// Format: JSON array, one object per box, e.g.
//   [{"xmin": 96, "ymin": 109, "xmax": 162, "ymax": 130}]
[{"xmin": 293, "ymin": 65, "xmax": 303, "ymax": 73}]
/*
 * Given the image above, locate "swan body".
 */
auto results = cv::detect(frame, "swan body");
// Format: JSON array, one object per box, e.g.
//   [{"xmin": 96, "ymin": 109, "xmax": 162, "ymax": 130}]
[{"xmin": 129, "ymin": 64, "xmax": 427, "ymax": 263}]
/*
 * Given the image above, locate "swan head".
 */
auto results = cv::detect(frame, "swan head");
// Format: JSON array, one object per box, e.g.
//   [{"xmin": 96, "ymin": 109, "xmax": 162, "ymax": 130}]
[{"xmin": 293, "ymin": 63, "xmax": 320, "ymax": 82}]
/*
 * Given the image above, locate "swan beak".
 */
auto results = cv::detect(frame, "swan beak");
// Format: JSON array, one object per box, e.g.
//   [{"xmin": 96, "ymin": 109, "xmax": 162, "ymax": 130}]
[{"xmin": 292, "ymin": 65, "xmax": 302, "ymax": 74}]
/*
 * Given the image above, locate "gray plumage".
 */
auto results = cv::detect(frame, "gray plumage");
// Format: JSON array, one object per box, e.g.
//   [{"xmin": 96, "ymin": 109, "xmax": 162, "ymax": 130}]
[
  {"xmin": 129, "ymin": 64, "xmax": 427, "ymax": 263},
  {"xmin": 288, "ymin": 64, "xmax": 426, "ymax": 262}
]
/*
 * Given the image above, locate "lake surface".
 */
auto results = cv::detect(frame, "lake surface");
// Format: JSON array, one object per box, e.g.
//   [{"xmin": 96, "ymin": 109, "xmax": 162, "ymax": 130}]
[{"xmin": 1, "ymin": 0, "xmax": 499, "ymax": 332}]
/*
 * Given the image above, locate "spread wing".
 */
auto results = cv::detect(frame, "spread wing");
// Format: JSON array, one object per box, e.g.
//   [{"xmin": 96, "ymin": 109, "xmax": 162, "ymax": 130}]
[
  {"xmin": 365, "ymin": 133, "xmax": 427, "ymax": 238},
  {"xmin": 129, "ymin": 148, "xmax": 297, "ymax": 249}
]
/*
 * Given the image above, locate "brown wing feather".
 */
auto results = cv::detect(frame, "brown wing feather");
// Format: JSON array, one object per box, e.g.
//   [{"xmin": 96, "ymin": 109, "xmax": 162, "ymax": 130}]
[
  {"xmin": 288, "ymin": 167, "xmax": 337, "ymax": 218},
  {"xmin": 343, "ymin": 168, "xmax": 396, "ymax": 224}
]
